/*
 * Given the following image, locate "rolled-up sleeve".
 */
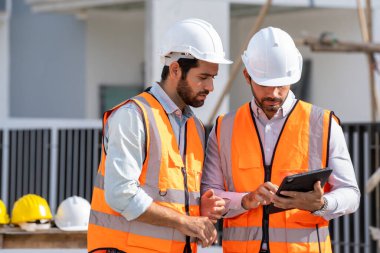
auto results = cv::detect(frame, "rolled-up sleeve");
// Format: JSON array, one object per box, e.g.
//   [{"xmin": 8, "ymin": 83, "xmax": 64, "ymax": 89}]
[
  {"xmin": 104, "ymin": 103, "xmax": 153, "ymax": 221},
  {"xmin": 201, "ymin": 126, "xmax": 247, "ymax": 218}
]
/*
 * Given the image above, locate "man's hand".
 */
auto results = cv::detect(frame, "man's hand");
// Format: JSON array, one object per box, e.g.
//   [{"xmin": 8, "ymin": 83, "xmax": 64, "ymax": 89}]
[
  {"xmin": 177, "ymin": 215, "xmax": 217, "ymax": 248},
  {"xmin": 272, "ymin": 181, "xmax": 325, "ymax": 212},
  {"xmin": 137, "ymin": 202, "xmax": 217, "ymax": 247},
  {"xmin": 201, "ymin": 189, "xmax": 226, "ymax": 223},
  {"xmin": 242, "ymin": 182, "xmax": 278, "ymax": 210}
]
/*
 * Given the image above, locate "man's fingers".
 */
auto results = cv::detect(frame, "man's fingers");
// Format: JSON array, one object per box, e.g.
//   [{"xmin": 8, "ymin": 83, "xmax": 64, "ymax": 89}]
[
  {"xmin": 212, "ymin": 205, "xmax": 226, "ymax": 213},
  {"xmin": 263, "ymin": 182, "xmax": 279, "ymax": 192},
  {"xmin": 203, "ymin": 222, "xmax": 216, "ymax": 247},
  {"xmin": 213, "ymin": 198, "xmax": 225, "ymax": 207},
  {"xmin": 202, "ymin": 189, "xmax": 214, "ymax": 199},
  {"xmin": 210, "ymin": 218, "xmax": 218, "ymax": 224},
  {"xmin": 211, "ymin": 229, "xmax": 218, "ymax": 244},
  {"xmin": 197, "ymin": 230, "xmax": 208, "ymax": 248},
  {"xmin": 209, "ymin": 210, "xmax": 224, "ymax": 221},
  {"xmin": 314, "ymin": 181, "xmax": 324, "ymax": 195},
  {"xmin": 279, "ymin": 190, "xmax": 297, "ymax": 197}
]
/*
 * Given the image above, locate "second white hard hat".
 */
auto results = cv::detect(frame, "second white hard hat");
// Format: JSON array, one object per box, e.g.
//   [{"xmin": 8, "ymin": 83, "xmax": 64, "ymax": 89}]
[
  {"xmin": 160, "ymin": 18, "xmax": 232, "ymax": 65},
  {"xmin": 242, "ymin": 26, "xmax": 303, "ymax": 86},
  {"xmin": 55, "ymin": 196, "xmax": 91, "ymax": 231}
]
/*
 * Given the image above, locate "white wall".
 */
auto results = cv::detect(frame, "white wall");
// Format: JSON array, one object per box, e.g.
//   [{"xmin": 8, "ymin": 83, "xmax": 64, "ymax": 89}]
[
  {"xmin": 10, "ymin": 0, "xmax": 86, "ymax": 118},
  {"xmin": 145, "ymin": 0, "xmax": 231, "ymax": 124},
  {"xmin": 374, "ymin": 9, "xmax": 380, "ymax": 121},
  {"xmin": 231, "ymin": 8, "xmax": 372, "ymax": 123},
  {"xmin": 85, "ymin": 9, "xmax": 145, "ymax": 119},
  {"xmin": 0, "ymin": 6, "xmax": 10, "ymax": 119}
]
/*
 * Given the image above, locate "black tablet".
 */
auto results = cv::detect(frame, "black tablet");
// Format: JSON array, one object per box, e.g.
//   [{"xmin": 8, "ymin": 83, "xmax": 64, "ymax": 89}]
[{"xmin": 268, "ymin": 168, "xmax": 333, "ymax": 214}]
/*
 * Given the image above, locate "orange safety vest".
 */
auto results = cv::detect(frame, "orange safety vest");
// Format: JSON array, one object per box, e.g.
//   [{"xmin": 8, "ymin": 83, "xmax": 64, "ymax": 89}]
[
  {"xmin": 88, "ymin": 91, "xmax": 205, "ymax": 253},
  {"xmin": 216, "ymin": 100, "xmax": 338, "ymax": 253}
]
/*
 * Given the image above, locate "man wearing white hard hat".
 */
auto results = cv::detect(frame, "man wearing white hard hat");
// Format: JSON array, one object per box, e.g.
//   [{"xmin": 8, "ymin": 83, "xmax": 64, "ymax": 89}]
[
  {"xmin": 88, "ymin": 18, "xmax": 231, "ymax": 253},
  {"xmin": 201, "ymin": 27, "xmax": 360, "ymax": 253}
]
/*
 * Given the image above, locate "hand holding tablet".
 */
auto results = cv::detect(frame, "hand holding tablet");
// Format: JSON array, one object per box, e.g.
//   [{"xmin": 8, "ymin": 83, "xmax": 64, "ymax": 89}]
[{"xmin": 268, "ymin": 168, "xmax": 333, "ymax": 214}]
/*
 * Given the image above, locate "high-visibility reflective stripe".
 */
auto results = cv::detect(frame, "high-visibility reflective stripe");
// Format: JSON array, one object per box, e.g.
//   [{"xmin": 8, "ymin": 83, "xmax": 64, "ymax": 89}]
[
  {"xmin": 193, "ymin": 118, "xmax": 205, "ymax": 150},
  {"xmin": 223, "ymin": 226, "xmax": 329, "ymax": 243},
  {"xmin": 223, "ymin": 226, "xmax": 262, "ymax": 241},
  {"xmin": 308, "ymin": 105, "xmax": 325, "ymax": 170},
  {"xmin": 90, "ymin": 210, "xmax": 196, "ymax": 242},
  {"xmin": 219, "ymin": 113, "xmax": 237, "ymax": 192},
  {"xmin": 133, "ymin": 96, "xmax": 162, "ymax": 187},
  {"xmin": 94, "ymin": 173, "xmax": 104, "ymax": 189},
  {"xmin": 94, "ymin": 173, "xmax": 200, "ymax": 206},
  {"xmin": 90, "ymin": 209, "xmax": 130, "ymax": 232},
  {"xmin": 142, "ymin": 185, "xmax": 200, "ymax": 206}
]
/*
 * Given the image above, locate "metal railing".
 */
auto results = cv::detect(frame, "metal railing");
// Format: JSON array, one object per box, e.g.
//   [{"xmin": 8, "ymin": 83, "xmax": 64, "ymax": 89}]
[
  {"xmin": 331, "ymin": 123, "xmax": 380, "ymax": 253},
  {"xmin": 0, "ymin": 119, "xmax": 102, "ymax": 215},
  {"xmin": 0, "ymin": 119, "xmax": 379, "ymax": 252}
]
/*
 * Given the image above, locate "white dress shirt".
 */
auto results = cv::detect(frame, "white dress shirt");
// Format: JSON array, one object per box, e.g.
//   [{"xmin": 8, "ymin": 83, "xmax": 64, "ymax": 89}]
[{"xmin": 201, "ymin": 90, "xmax": 360, "ymax": 220}]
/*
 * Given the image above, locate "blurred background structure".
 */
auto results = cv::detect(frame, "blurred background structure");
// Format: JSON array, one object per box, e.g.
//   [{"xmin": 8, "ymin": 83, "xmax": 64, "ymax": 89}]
[{"xmin": 1, "ymin": 0, "xmax": 380, "ymax": 252}]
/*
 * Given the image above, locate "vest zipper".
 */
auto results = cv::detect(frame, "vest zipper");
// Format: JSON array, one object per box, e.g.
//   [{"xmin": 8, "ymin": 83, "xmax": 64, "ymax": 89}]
[
  {"xmin": 182, "ymin": 167, "xmax": 192, "ymax": 253},
  {"xmin": 260, "ymin": 165, "xmax": 272, "ymax": 253}
]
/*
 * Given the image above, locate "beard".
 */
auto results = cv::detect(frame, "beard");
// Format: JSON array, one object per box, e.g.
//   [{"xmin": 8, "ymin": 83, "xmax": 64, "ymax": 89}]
[
  {"xmin": 256, "ymin": 97, "xmax": 284, "ymax": 112},
  {"xmin": 251, "ymin": 86, "xmax": 284, "ymax": 113},
  {"xmin": 176, "ymin": 79, "xmax": 209, "ymax": 108}
]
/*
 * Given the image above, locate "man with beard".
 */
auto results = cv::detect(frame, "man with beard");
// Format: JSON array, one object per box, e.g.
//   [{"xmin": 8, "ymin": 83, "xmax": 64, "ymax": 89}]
[
  {"xmin": 201, "ymin": 27, "xmax": 360, "ymax": 253},
  {"xmin": 87, "ymin": 18, "xmax": 231, "ymax": 253}
]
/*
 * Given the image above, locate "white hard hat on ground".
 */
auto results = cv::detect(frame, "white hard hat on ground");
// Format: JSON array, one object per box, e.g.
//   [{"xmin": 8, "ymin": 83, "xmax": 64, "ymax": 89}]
[
  {"xmin": 55, "ymin": 196, "xmax": 91, "ymax": 231},
  {"xmin": 160, "ymin": 18, "xmax": 232, "ymax": 65},
  {"xmin": 242, "ymin": 26, "xmax": 303, "ymax": 86}
]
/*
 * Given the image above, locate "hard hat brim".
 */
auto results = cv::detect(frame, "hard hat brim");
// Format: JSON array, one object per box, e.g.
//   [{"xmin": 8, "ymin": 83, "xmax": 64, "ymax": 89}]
[
  {"xmin": 161, "ymin": 54, "xmax": 233, "ymax": 65},
  {"xmin": 252, "ymin": 73, "xmax": 301, "ymax": 87},
  {"xmin": 56, "ymin": 225, "xmax": 88, "ymax": 231},
  {"xmin": 202, "ymin": 57, "xmax": 233, "ymax": 64}
]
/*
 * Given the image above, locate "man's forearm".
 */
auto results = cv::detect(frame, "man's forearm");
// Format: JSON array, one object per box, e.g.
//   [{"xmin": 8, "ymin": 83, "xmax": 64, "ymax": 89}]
[
  {"xmin": 136, "ymin": 202, "xmax": 184, "ymax": 229},
  {"xmin": 136, "ymin": 202, "xmax": 217, "ymax": 247}
]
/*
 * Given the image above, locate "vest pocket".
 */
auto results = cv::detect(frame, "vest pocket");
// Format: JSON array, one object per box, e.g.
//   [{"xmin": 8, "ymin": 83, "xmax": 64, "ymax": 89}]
[
  {"xmin": 187, "ymin": 167, "xmax": 202, "ymax": 193},
  {"xmin": 237, "ymin": 157, "xmax": 263, "ymax": 192},
  {"xmin": 127, "ymin": 220, "xmax": 174, "ymax": 252}
]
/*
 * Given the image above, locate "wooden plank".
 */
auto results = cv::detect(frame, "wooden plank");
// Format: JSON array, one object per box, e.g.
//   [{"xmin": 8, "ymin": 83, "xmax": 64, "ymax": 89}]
[
  {"xmin": 0, "ymin": 233, "xmax": 3, "ymax": 248},
  {"xmin": 296, "ymin": 38, "xmax": 380, "ymax": 53},
  {"xmin": 366, "ymin": 168, "xmax": 380, "ymax": 194},
  {"xmin": 0, "ymin": 227, "xmax": 86, "ymax": 249}
]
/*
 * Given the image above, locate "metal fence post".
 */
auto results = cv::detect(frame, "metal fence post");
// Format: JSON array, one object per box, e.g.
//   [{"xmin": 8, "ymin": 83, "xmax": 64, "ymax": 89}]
[
  {"xmin": 1, "ymin": 128, "xmax": 9, "ymax": 208},
  {"xmin": 49, "ymin": 127, "xmax": 59, "ymax": 214}
]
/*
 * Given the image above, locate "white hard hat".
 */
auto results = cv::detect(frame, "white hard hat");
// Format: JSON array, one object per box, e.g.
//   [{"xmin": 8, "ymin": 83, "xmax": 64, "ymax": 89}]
[
  {"xmin": 160, "ymin": 18, "xmax": 232, "ymax": 65},
  {"xmin": 242, "ymin": 27, "xmax": 303, "ymax": 86},
  {"xmin": 55, "ymin": 196, "xmax": 91, "ymax": 231}
]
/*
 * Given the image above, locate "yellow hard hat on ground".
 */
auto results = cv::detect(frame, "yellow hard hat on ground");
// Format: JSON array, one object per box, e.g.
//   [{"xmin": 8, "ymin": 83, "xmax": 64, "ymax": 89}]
[
  {"xmin": 0, "ymin": 199, "xmax": 10, "ymax": 224},
  {"xmin": 11, "ymin": 194, "xmax": 52, "ymax": 224}
]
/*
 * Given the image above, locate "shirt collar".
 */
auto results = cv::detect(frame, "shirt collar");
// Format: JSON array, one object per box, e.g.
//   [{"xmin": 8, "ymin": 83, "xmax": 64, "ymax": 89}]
[
  {"xmin": 250, "ymin": 90, "xmax": 296, "ymax": 119},
  {"xmin": 149, "ymin": 83, "xmax": 194, "ymax": 118}
]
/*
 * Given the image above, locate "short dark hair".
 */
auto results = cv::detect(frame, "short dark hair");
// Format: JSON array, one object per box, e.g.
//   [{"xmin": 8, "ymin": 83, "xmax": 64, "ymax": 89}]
[{"xmin": 160, "ymin": 58, "xmax": 199, "ymax": 82}]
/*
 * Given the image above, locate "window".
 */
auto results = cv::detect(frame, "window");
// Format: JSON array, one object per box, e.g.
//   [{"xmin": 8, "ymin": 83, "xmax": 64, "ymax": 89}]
[{"xmin": 99, "ymin": 85, "xmax": 144, "ymax": 116}]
